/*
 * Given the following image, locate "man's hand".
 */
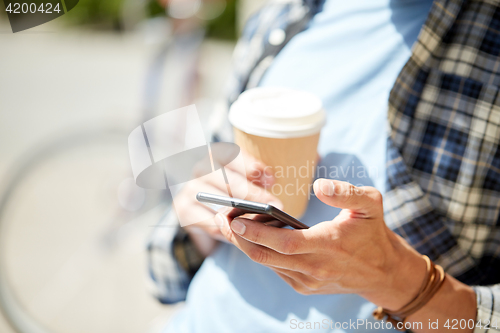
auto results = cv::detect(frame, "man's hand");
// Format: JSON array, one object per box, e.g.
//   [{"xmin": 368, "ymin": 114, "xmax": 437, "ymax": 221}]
[
  {"xmin": 174, "ymin": 151, "xmax": 282, "ymax": 257},
  {"xmin": 217, "ymin": 179, "xmax": 427, "ymax": 311}
]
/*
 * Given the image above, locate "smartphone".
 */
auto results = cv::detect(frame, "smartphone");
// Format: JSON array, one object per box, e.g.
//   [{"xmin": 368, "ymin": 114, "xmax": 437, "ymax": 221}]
[{"xmin": 196, "ymin": 192, "xmax": 309, "ymax": 229}]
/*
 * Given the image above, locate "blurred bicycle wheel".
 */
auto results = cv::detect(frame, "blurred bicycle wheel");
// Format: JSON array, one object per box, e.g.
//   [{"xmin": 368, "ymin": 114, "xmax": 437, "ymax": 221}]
[{"xmin": 0, "ymin": 126, "xmax": 177, "ymax": 333}]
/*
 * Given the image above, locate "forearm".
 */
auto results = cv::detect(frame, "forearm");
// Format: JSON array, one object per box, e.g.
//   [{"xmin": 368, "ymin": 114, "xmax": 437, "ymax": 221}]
[{"xmin": 405, "ymin": 274, "xmax": 477, "ymax": 332}]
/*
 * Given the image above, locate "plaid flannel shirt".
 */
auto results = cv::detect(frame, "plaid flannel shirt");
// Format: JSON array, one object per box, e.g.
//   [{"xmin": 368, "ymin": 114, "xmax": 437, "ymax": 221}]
[{"xmin": 148, "ymin": 0, "xmax": 500, "ymax": 330}]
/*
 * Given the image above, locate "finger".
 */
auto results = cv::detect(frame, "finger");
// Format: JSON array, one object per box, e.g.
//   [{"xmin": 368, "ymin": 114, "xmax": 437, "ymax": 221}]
[
  {"xmin": 198, "ymin": 168, "xmax": 241, "ymax": 195},
  {"xmin": 185, "ymin": 174, "xmax": 231, "ymax": 202},
  {"xmin": 193, "ymin": 155, "xmax": 269, "ymax": 195},
  {"xmin": 191, "ymin": 147, "xmax": 273, "ymax": 187},
  {"xmin": 217, "ymin": 214, "xmax": 308, "ymax": 271},
  {"xmin": 273, "ymin": 270, "xmax": 311, "ymax": 295},
  {"xmin": 176, "ymin": 183, "xmax": 224, "ymax": 221},
  {"xmin": 272, "ymin": 267, "xmax": 323, "ymax": 291},
  {"xmin": 183, "ymin": 204, "xmax": 230, "ymax": 243},
  {"xmin": 218, "ymin": 169, "xmax": 283, "ymax": 208},
  {"xmin": 312, "ymin": 179, "xmax": 383, "ymax": 218},
  {"xmin": 229, "ymin": 217, "xmax": 313, "ymax": 254},
  {"xmin": 185, "ymin": 215, "xmax": 229, "ymax": 243},
  {"xmin": 193, "ymin": 162, "xmax": 283, "ymax": 208},
  {"xmin": 186, "ymin": 222, "xmax": 229, "ymax": 244},
  {"xmin": 224, "ymin": 150, "xmax": 275, "ymax": 187},
  {"xmin": 206, "ymin": 143, "xmax": 271, "ymax": 184}
]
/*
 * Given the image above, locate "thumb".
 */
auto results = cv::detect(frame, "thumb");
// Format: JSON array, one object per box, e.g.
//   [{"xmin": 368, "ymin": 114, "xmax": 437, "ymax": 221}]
[{"xmin": 313, "ymin": 179, "xmax": 383, "ymax": 218}]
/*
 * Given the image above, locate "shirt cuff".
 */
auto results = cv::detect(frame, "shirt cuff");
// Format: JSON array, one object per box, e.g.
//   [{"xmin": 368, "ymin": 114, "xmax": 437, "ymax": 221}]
[
  {"xmin": 147, "ymin": 209, "xmax": 192, "ymax": 304},
  {"xmin": 473, "ymin": 285, "xmax": 500, "ymax": 333}
]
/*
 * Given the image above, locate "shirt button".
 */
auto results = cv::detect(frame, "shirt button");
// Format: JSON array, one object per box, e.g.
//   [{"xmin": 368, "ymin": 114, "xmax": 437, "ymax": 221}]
[{"xmin": 268, "ymin": 28, "xmax": 286, "ymax": 46}]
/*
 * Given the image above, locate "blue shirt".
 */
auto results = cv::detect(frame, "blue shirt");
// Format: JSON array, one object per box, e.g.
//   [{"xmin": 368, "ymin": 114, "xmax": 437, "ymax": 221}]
[{"xmin": 165, "ymin": 0, "xmax": 433, "ymax": 331}]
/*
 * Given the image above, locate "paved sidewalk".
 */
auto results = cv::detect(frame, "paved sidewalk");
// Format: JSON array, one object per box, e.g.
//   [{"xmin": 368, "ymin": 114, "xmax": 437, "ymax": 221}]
[{"xmin": 0, "ymin": 20, "xmax": 234, "ymax": 333}]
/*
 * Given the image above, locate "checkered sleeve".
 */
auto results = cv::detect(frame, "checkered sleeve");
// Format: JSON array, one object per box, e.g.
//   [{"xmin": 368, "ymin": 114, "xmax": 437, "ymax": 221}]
[
  {"xmin": 385, "ymin": 0, "xmax": 500, "ymax": 328},
  {"xmin": 146, "ymin": 209, "xmax": 193, "ymax": 304},
  {"xmin": 473, "ymin": 285, "xmax": 500, "ymax": 333}
]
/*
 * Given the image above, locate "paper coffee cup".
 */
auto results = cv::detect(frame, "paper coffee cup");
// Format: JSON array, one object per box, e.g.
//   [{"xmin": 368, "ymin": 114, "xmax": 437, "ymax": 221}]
[{"xmin": 229, "ymin": 87, "xmax": 326, "ymax": 218}]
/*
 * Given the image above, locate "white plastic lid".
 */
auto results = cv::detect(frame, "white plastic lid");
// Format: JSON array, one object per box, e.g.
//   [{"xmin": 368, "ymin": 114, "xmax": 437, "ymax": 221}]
[{"xmin": 228, "ymin": 87, "xmax": 326, "ymax": 138}]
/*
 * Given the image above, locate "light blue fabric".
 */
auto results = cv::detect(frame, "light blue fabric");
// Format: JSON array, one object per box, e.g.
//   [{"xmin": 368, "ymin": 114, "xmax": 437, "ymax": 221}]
[{"xmin": 165, "ymin": 0, "xmax": 433, "ymax": 331}]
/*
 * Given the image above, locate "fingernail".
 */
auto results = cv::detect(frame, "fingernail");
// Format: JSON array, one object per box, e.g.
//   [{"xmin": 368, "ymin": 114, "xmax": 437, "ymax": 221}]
[
  {"xmin": 268, "ymin": 200, "xmax": 283, "ymax": 210},
  {"xmin": 231, "ymin": 219, "xmax": 246, "ymax": 235},
  {"xmin": 320, "ymin": 179, "xmax": 335, "ymax": 196},
  {"xmin": 215, "ymin": 213, "xmax": 225, "ymax": 228}
]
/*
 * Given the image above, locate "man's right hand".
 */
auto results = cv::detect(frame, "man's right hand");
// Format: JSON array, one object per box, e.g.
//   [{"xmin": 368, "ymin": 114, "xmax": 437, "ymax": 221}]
[{"xmin": 173, "ymin": 150, "xmax": 283, "ymax": 257}]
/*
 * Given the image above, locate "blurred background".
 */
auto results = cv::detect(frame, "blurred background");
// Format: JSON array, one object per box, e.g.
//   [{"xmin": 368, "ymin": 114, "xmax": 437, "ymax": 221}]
[{"xmin": 0, "ymin": 0, "xmax": 265, "ymax": 332}]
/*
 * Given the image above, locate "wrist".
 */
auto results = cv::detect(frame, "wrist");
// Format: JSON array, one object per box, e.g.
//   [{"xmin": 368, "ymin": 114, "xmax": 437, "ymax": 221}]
[
  {"xmin": 185, "ymin": 226, "xmax": 218, "ymax": 257},
  {"xmin": 173, "ymin": 227, "xmax": 208, "ymax": 276},
  {"xmin": 364, "ymin": 231, "xmax": 427, "ymax": 311},
  {"xmin": 407, "ymin": 275, "xmax": 477, "ymax": 332}
]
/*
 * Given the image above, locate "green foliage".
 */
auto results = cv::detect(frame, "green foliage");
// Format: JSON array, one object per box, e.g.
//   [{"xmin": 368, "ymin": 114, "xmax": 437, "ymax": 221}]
[
  {"xmin": 61, "ymin": 0, "xmax": 237, "ymax": 39},
  {"xmin": 63, "ymin": 0, "xmax": 125, "ymax": 30},
  {"xmin": 206, "ymin": 0, "xmax": 236, "ymax": 40},
  {"xmin": 146, "ymin": 1, "xmax": 165, "ymax": 18}
]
